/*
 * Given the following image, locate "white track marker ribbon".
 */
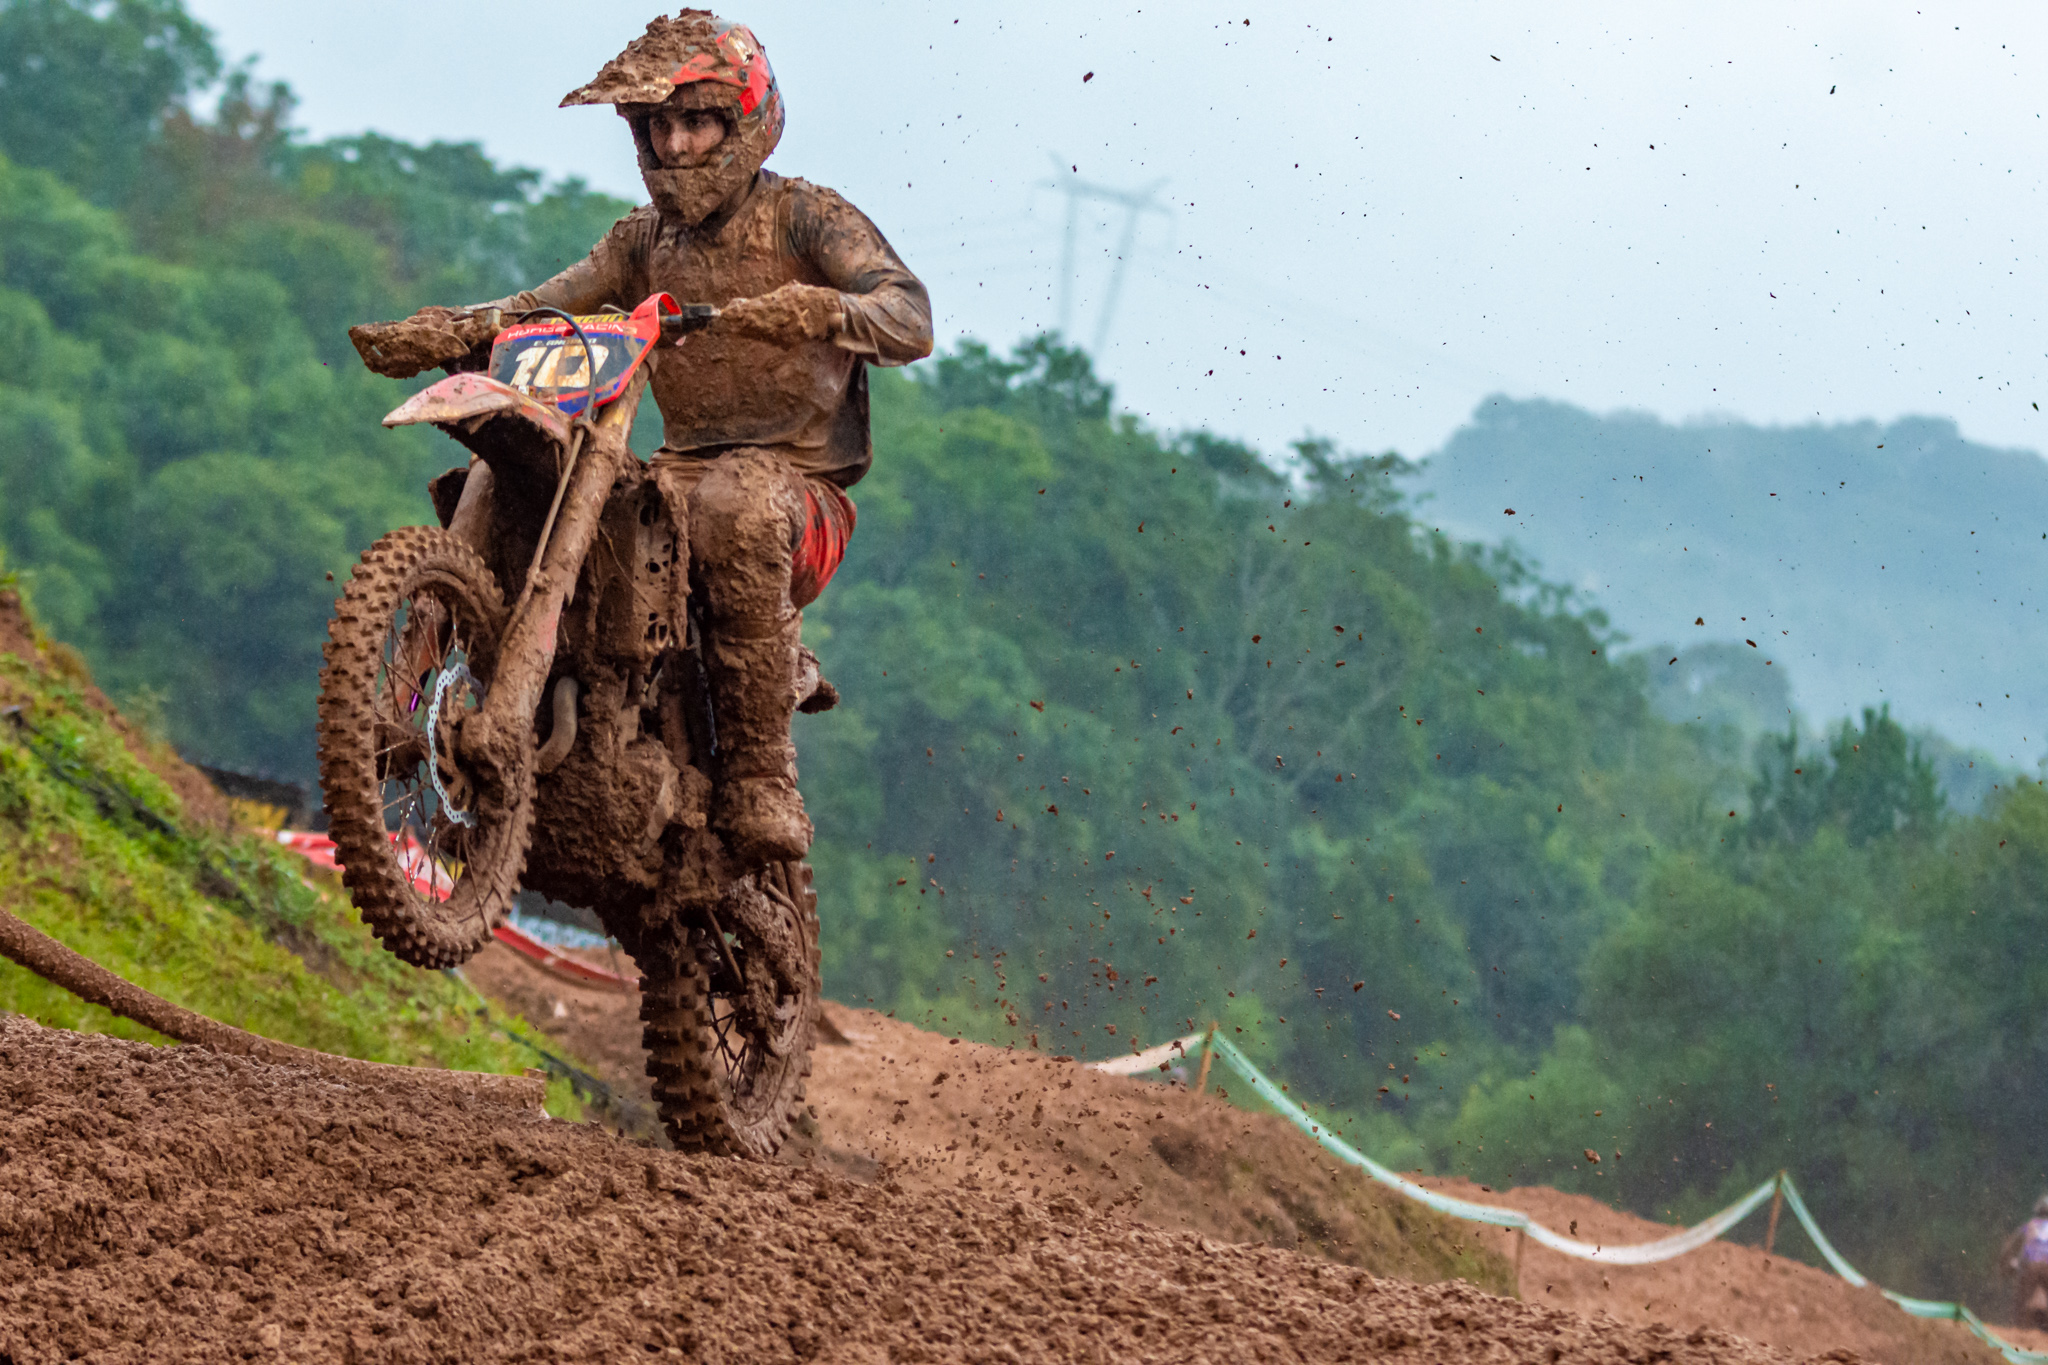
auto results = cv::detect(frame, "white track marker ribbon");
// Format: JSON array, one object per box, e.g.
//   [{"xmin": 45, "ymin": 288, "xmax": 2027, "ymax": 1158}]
[
  {"xmin": 1089, "ymin": 1032, "xmax": 1206, "ymax": 1076},
  {"xmin": 1194, "ymin": 1036, "xmax": 2048, "ymax": 1363},
  {"xmin": 1522, "ymin": 1179, "xmax": 1779, "ymax": 1265},
  {"xmin": 1206, "ymin": 1033, "xmax": 1777, "ymax": 1258}
]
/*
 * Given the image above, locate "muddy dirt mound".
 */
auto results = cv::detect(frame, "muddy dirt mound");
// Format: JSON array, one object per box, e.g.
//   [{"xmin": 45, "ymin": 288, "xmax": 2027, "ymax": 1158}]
[
  {"xmin": 459, "ymin": 945, "xmax": 1509, "ymax": 1289},
  {"xmin": 0, "ymin": 1015, "xmax": 1856, "ymax": 1364},
  {"xmin": 1414, "ymin": 1177, "xmax": 1999, "ymax": 1365},
  {"xmin": 460, "ymin": 947, "xmax": 1994, "ymax": 1364},
  {"xmin": 803, "ymin": 1002, "xmax": 1515, "ymax": 1290}
]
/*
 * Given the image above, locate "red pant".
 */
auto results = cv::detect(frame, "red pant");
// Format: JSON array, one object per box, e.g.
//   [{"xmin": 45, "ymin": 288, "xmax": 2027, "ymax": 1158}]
[
  {"xmin": 650, "ymin": 450, "xmax": 855, "ymax": 612},
  {"xmin": 792, "ymin": 479, "xmax": 856, "ymax": 608}
]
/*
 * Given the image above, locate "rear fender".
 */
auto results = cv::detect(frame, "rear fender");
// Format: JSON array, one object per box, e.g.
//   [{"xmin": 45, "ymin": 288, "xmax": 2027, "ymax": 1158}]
[{"xmin": 383, "ymin": 372, "xmax": 574, "ymax": 449}]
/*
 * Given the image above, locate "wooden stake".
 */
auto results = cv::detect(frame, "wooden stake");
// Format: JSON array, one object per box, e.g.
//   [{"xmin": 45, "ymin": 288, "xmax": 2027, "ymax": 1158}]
[
  {"xmin": 1514, "ymin": 1227, "xmax": 1526, "ymax": 1296},
  {"xmin": 1764, "ymin": 1171, "xmax": 1786, "ymax": 1257},
  {"xmin": 1192, "ymin": 1022, "xmax": 1218, "ymax": 1095}
]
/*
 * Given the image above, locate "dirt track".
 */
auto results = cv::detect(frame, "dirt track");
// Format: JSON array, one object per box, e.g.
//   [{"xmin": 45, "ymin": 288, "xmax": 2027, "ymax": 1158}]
[
  {"xmin": 463, "ymin": 942, "xmax": 1511, "ymax": 1292},
  {"xmin": 0, "ymin": 538, "xmax": 1979, "ymax": 1363},
  {"xmin": 464, "ymin": 942, "xmax": 2007, "ymax": 1364},
  {"xmin": 0, "ymin": 1013, "xmax": 1863, "ymax": 1365}
]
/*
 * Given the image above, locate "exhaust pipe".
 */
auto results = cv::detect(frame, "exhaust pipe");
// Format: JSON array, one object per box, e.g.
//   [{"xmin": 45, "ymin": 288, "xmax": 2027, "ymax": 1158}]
[{"xmin": 535, "ymin": 675, "xmax": 580, "ymax": 774}]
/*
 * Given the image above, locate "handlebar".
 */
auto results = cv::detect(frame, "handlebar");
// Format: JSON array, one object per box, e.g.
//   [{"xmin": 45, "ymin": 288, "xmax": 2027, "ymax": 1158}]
[
  {"xmin": 351, "ymin": 299, "xmax": 722, "ymax": 381},
  {"xmin": 659, "ymin": 303, "xmax": 720, "ymax": 344},
  {"xmin": 454, "ymin": 300, "xmax": 715, "ymax": 348}
]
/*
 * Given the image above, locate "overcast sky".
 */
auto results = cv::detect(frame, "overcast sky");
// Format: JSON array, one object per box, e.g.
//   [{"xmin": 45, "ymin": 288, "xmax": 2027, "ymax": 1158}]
[{"xmin": 184, "ymin": 1, "xmax": 2048, "ymax": 466}]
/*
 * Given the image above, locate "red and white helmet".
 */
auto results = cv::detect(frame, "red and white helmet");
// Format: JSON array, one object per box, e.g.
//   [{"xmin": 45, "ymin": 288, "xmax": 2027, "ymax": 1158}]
[{"xmin": 562, "ymin": 11, "xmax": 784, "ymax": 226}]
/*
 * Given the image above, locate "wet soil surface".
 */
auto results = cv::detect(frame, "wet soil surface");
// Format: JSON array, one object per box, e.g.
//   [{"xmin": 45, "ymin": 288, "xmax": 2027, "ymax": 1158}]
[
  {"xmin": 459, "ymin": 951, "xmax": 1997, "ymax": 1364},
  {"xmin": 800, "ymin": 1003, "xmax": 1510, "ymax": 1291},
  {"xmin": 1414, "ymin": 1178, "xmax": 2001, "ymax": 1365},
  {"xmin": 0, "ymin": 1015, "xmax": 1857, "ymax": 1364},
  {"xmin": 462, "ymin": 950, "xmax": 1508, "ymax": 1285}
]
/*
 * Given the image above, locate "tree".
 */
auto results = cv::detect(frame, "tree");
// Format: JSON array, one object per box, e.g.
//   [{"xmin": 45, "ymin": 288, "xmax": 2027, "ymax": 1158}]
[
  {"xmin": 1746, "ymin": 706, "xmax": 1943, "ymax": 848},
  {"xmin": 0, "ymin": 0, "xmax": 219, "ymax": 206}
]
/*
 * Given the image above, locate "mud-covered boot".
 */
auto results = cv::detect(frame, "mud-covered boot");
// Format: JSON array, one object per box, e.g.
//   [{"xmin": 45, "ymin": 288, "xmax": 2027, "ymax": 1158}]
[{"xmin": 706, "ymin": 609, "xmax": 812, "ymax": 865}]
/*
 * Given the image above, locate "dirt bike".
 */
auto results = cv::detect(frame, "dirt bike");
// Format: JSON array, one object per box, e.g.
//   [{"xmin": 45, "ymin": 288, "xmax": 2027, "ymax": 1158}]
[{"xmin": 320, "ymin": 294, "xmax": 826, "ymax": 1157}]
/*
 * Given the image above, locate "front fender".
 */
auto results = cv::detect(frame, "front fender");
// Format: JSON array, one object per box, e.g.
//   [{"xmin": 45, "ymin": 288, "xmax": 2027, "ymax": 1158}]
[{"xmin": 383, "ymin": 372, "xmax": 574, "ymax": 449}]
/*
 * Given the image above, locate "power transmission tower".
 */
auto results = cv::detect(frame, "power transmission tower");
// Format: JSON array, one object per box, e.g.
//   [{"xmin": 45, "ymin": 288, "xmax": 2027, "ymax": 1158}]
[{"xmin": 1043, "ymin": 157, "xmax": 1169, "ymax": 356}]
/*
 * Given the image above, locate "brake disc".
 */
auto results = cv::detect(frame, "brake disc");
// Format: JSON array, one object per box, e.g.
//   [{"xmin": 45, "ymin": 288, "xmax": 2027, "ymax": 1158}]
[{"xmin": 425, "ymin": 663, "xmax": 478, "ymax": 829}]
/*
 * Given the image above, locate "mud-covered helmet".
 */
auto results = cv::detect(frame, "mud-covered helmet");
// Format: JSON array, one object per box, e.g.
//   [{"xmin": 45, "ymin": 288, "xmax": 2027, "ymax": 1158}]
[{"xmin": 562, "ymin": 10, "xmax": 784, "ymax": 227}]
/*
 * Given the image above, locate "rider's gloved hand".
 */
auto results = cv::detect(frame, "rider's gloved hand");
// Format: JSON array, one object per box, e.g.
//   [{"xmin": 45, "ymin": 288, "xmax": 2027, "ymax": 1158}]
[
  {"xmin": 716, "ymin": 282, "xmax": 846, "ymax": 347},
  {"xmin": 349, "ymin": 306, "xmax": 501, "ymax": 379}
]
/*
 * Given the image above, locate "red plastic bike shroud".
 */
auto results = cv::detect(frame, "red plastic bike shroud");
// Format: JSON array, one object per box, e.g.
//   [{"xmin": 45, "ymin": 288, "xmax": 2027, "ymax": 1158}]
[{"xmin": 488, "ymin": 293, "xmax": 679, "ymax": 417}]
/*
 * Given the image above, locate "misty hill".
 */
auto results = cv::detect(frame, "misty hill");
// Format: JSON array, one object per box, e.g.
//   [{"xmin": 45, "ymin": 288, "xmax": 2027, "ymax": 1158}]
[
  {"xmin": 1410, "ymin": 398, "xmax": 2048, "ymax": 766},
  {"xmin": 1646, "ymin": 640, "xmax": 2009, "ymax": 811}
]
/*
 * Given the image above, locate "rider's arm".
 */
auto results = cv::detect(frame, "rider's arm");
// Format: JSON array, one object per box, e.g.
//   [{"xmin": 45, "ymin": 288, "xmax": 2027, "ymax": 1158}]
[
  {"xmin": 788, "ymin": 185, "xmax": 933, "ymax": 366},
  {"xmin": 471, "ymin": 208, "xmax": 652, "ymax": 317}
]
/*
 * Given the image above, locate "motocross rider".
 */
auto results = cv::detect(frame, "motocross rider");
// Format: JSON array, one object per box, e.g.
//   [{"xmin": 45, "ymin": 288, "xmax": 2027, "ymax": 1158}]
[
  {"xmin": 425, "ymin": 12, "xmax": 931, "ymax": 867},
  {"xmin": 2002, "ymin": 1195, "xmax": 2048, "ymax": 1327}
]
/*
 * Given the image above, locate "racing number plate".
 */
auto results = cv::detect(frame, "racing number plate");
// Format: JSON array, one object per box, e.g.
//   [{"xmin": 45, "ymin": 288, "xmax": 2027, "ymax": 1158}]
[{"xmin": 487, "ymin": 293, "xmax": 677, "ymax": 417}]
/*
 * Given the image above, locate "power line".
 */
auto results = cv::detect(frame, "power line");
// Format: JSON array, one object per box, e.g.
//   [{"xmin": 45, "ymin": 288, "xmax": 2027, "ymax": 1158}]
[{"xmin": 1042, "ymin": 156, "xmax": 1170, "ymax": 354}]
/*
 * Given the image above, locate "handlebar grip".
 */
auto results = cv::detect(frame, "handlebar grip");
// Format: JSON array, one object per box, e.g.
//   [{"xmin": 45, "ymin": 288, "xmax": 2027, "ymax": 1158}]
[{"xmin": 659, "ymin": 304, "xmax": 720, "ymax": 344}]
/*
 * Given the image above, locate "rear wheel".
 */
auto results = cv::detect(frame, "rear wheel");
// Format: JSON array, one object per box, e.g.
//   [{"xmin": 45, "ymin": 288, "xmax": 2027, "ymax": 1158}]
[
  {"xmin": 640, "ymin": 860, "xmax": 819, "ymax": 1158},
  {"xmin": 317, "ymin": 525, "xmax": 531, "ymax": 968}
]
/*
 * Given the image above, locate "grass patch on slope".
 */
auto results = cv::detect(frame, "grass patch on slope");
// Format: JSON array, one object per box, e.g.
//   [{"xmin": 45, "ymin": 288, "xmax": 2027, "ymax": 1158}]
[{"xmin": 0, "ymin": 591, "xmax": 586, "ymax": 1118}]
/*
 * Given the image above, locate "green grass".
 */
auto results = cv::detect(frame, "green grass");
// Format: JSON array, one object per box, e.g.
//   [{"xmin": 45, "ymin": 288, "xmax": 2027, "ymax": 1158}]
[{"xmin": 0, "ymin": 635, "xmax": 586, "ymax": 1119}]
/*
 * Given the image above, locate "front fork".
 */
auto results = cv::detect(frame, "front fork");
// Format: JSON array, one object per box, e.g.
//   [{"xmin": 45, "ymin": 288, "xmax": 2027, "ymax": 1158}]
[{"xmin": 460, "ymin": 373, "xmax": 648, "ymax": 796}]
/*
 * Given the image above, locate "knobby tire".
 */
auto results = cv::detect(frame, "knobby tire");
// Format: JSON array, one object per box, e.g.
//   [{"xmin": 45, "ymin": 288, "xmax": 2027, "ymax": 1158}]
[
  {"xmin": 317, "ymin": 526, "xmax": 532, "ymax": 968},
  {"xmin": 641, "ymin": 860, "xmax": 819, "ymax": 1158}
]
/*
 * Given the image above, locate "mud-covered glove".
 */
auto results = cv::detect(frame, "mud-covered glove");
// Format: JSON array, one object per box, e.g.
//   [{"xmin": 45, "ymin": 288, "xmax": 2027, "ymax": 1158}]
[
  {"xmin": 714, "ymin": 282, "xmax": 846, "ymax": 347},
  {"xmin": 348, "ymin": 306, "xmax": 502, "ymax": 379}
]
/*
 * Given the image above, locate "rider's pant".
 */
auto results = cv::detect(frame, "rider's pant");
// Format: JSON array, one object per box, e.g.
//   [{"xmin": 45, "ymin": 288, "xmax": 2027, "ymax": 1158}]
[
  {"xmin": 647, "ymin": 450, "xmax": 855, "ymax": 610},
  {"xmin": 650, "ymin": 447, "xmax": 847, "ymax": 862}
]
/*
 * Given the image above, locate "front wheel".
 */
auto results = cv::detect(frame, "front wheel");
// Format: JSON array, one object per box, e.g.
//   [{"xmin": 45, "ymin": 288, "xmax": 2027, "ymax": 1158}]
[
  {"xmin": 640, "ymin": 861, "xmax": 819, "ymax": 1158},
  {"xmin": 317, "ymin": 525, "xmax": 531, "ymax": 968}
]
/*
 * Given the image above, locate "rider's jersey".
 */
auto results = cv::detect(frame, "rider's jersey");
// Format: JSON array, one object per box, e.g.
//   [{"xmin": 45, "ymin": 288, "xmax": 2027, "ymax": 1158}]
[
  {"xmin": 478, "ymin": 171, "xmax": 930, "ymax": 489},
  {"xmin": 2022, "ymin": 1219, "xmax": 2048, "ymax": 1264}
]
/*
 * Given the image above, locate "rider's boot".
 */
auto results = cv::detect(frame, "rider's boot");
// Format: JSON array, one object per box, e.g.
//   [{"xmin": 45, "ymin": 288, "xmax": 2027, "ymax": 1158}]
[
  {"xmin": 688, "ymin": 450, "xmax": 813, "ymax": 866},
  {"xmin": 705, "ymin": 606, "xmax": 812, "ymax": 864}
]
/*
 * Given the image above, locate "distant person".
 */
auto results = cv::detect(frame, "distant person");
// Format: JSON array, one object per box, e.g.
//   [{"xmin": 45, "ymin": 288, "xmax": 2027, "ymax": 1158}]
[
  {"xmin": 365, "ymin": 9, "xmax": 931, "ymax": 865},
  {"xmin": 2001, "ymin": 1195, "xmax": 2048, "ymax": 1328}
]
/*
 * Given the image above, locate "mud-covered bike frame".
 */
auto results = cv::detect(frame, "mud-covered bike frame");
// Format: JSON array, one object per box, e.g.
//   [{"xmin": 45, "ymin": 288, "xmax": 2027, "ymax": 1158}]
[{"xmin": 318, "ymin": 294, "xmax": 823, "ymax": 1157}]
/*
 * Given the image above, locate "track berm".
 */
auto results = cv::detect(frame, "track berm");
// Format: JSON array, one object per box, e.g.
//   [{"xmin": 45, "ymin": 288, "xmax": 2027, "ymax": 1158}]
[{"xmin": 1, "ymin": 1013, "xmax": 1879, "ymax": 1365}]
